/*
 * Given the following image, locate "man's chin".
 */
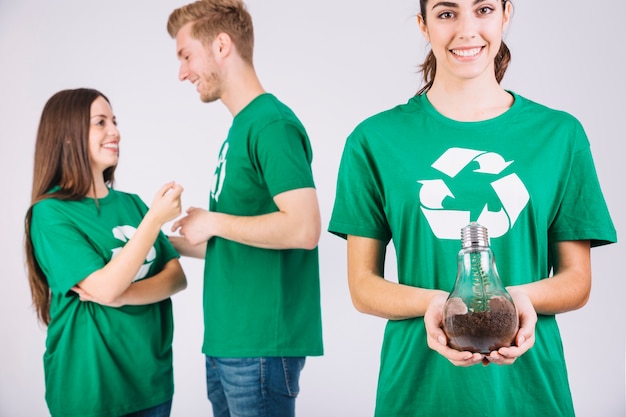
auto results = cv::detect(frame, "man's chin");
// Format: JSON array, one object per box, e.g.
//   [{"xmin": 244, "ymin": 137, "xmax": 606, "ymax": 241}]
[{"xmin": 200, "ymin": 92, "xmax": 220, "ymax": 103}]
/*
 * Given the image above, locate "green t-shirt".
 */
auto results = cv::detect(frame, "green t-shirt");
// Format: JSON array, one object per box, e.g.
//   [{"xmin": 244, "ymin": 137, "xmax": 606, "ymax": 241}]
[
  {"xmin": 329, "ymin": 92, "xmax": 617, "ymax": 416},
  {"xmin": 30, "ymin": 189, "xmax": 179, "ymax": 417},
  {"xmin": 202, "ymin": 93, "xmax": 323, "ymax": 357}
]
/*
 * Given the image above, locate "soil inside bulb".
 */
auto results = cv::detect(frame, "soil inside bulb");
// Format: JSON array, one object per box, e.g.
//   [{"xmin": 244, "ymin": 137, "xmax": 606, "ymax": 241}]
[{"xmin": 444, "ymin": 296, "xmax": 518, "ymax": 354}]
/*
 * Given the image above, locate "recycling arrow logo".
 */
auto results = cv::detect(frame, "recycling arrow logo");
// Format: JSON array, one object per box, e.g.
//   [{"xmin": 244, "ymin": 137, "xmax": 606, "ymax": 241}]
[
  {"xmin": 111, "ymin": 225, "xmax": 156, "ymax": 281},
  {"xmin": 418, "ymin": 147, "xmax": 529, "ymax": 239}
]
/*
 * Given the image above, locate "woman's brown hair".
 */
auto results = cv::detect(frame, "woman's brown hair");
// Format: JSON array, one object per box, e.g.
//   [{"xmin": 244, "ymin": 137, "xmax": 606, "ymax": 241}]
[
  {"xmin": 24, "ymin": 88, "xmax": 116, "ymax": 325},
  {"xmin": 416, "ymin": 0, "xmax": 512, "ymax": 95}
]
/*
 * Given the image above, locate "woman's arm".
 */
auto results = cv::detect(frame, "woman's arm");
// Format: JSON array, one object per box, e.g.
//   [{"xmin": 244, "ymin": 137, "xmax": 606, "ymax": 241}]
[
  {"xmin": 75, "ymin": 182, "xmax": 183, "ymax": 304},
  {"xmin": 478, "ymin": 241, "xmax": 589, "ymax": 365},
  {"xmin": 347, "ymin": 235, "xmax": 445, "ymax": 320},
  {"xmin": 348, "ymin": 235, "xmax": 485, "ymax": 365},
  {"xmin": 512, "ymin": 240, "xmax": 592, "ymax": 314},
  {"xmin": 73, "ymin": 258, "xmax": 187, "ymax": 306}
]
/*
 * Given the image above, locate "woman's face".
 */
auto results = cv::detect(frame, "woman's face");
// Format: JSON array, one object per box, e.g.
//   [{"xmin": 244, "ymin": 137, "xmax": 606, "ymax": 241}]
[
  {"xmin": 88, "ymin": 96, "xmax": 120, "ymax": 174},
  {"xmin": 418, "ymin": 0, "xmax": 511, "ymax": 85}
]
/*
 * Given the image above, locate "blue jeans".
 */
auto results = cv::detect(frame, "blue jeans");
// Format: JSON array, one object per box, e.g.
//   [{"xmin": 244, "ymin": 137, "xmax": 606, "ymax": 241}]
[
  {"xmin": 205, "ymin": 356, "xmax": 306, "ymax": 417},
  {"xmin": 122, "ymin": 399, "xmax": 172, "ymax": 417}
]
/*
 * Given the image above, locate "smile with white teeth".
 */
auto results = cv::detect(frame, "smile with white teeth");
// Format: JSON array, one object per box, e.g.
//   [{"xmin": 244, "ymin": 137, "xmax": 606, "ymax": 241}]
[
  {"xmin": 103, "ymin": 143, "xmax": 118, "ymax": 150},
  {"xmin": 451, "ymin": 47, "xmax": 482, "ymax": 57}
]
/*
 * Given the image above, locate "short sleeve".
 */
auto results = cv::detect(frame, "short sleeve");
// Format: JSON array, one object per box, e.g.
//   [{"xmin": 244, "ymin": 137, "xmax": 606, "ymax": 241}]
[
  {"xmin": 30, "ymin": 207, "xmax": 105, "ymax": 295},
  {"xmin": 548, "ymin": 143, "xmax": 617, "ymax": 247},
  {"xmin": 328, "ymin": 129, "xmax": 392, "ymax": 243},
  {"xmin": 253, "ymin": 120, "xmax": 315, "ymax": 197}
]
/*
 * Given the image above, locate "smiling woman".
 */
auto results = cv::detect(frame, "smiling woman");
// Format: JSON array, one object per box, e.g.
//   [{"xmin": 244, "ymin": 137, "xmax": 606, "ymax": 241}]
[
  {"xmin": 417, "ymin": 0, "xmax": 512, "ymax": 98},
  {"xmin": 328, "ymin": 0, "xmax": 617, "ymax": 415},
  {"xmin": 24, "ymin": 88, "xmax": 187, "ymax": 417}
]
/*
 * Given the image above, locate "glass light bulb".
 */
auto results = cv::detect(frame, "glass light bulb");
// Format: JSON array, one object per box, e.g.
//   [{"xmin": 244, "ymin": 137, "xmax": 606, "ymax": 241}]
[{"xmin": 442, "ymin": 223, "xmax": 519, "ymax": 354}]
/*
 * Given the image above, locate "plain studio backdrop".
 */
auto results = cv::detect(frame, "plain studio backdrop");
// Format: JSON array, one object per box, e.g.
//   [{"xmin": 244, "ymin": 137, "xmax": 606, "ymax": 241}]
[{"xmin": 1, "ymin": 1, "xmax": 624, "ymax": 416}]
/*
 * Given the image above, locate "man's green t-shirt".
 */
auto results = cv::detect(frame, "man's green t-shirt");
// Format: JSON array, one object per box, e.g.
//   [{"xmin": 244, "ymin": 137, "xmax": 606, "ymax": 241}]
[
  {"xmin": 30, "ymin": 189, "xmax": 179, "ymax": 417},
  {"xmin": 203, "ymin": 93, "xmax": 323, "ymax": 357},
  {"xmin": 329, "ymin": 92, "xmax": 616, "ymax": 416}
]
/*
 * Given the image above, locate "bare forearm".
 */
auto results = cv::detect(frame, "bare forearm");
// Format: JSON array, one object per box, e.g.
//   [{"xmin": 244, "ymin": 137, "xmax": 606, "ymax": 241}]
[
  {"xmin": 211, "ymin": 210, "xmax": 320, "ymax": 250},
  {"xmin": 79, "ymin": 214, "xmax": 165, "ymax": 303},
  {"xmin": 116, "ymin": 259, "xmax": 187, "ymax": 306},
  {"xmin": 510, "ymin": 271, "xmax": 590, "ymax": 315},
  {"xmin": 511, "ymin": 240, "xmax": 591, "ymax": 315},
  {"xmin": 74, "ymin": 182, "xmax": 184, "ymax": 304},
  {"xmin": 347, "ymin": 234, "xmax": 446, "ymax": 320},
  {"xmin": 169, "ymin": 236, "xmax": 207, "ymax": 258},
  {"xmin": 174, "ymin": 188, "xmax": 321, "ymax": 251},
  {"xmin": 350, "ymin": 273, "xmax": 446, "ymax": 320}
]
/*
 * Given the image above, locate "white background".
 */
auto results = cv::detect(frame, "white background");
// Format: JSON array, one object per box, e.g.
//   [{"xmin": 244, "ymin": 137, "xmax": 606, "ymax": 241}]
[{"xmin": 1, "ymin": 1, "xmax": 624, "ymax": 416}]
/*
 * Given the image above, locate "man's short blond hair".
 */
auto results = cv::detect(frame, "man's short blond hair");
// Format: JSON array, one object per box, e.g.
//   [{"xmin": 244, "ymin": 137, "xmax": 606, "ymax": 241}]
[{"xmin": 167, "ymin": 0, "xmax": 254, "ymax": 65}]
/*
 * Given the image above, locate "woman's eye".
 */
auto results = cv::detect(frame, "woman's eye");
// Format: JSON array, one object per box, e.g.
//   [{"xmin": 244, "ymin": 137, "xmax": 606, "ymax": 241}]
[
  {"xmin": 438, "ymin": 11, "xmax": 454, "ymax": 19},
  {"xmin": 477, "ymin": 6, "xmax": 494, "ymax": 15}
]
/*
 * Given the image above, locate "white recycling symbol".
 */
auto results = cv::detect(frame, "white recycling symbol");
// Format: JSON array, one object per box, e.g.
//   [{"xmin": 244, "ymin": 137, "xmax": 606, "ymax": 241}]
[
  {"xmin": 111, "ymin": 225, "xmax": 156, "ymax": 282},
  {"xmin": 418, "ymin": 147, "xmax": 529, "ymax": 239}
]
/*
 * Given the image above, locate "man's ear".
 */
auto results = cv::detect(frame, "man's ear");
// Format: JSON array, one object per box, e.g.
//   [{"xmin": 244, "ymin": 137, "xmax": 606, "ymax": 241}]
[{"xmin": 213, "ymin": 32, "xmax": 232, "ymax": 59}]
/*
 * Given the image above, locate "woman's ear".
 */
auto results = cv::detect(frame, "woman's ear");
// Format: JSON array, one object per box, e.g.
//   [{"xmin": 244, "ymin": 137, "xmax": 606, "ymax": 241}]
[
  {"xmin": 417, "ymin": 14, "xmax": 429, "ymax": 42},
  {"xmin": 502, "ymin": 1, "xmax": 513, "ymax": 32}
]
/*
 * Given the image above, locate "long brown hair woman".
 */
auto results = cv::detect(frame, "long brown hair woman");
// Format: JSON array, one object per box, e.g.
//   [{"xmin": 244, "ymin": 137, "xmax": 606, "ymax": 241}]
[{"xmin": 25, "ymin": 88, "xmax": 186, "ymax": 417}]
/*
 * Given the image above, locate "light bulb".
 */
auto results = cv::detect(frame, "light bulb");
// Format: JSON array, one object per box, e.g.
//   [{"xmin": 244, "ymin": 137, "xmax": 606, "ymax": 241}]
[{"xmin": 442, "ymin": 223, "xmax": 518, "ymax": 354}]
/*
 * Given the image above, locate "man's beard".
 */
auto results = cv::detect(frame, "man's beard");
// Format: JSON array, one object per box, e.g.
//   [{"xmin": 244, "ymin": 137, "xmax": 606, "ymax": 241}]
[{"xmin": 199, "ymin": 72, "xmax": 222, "ymax": 103}]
